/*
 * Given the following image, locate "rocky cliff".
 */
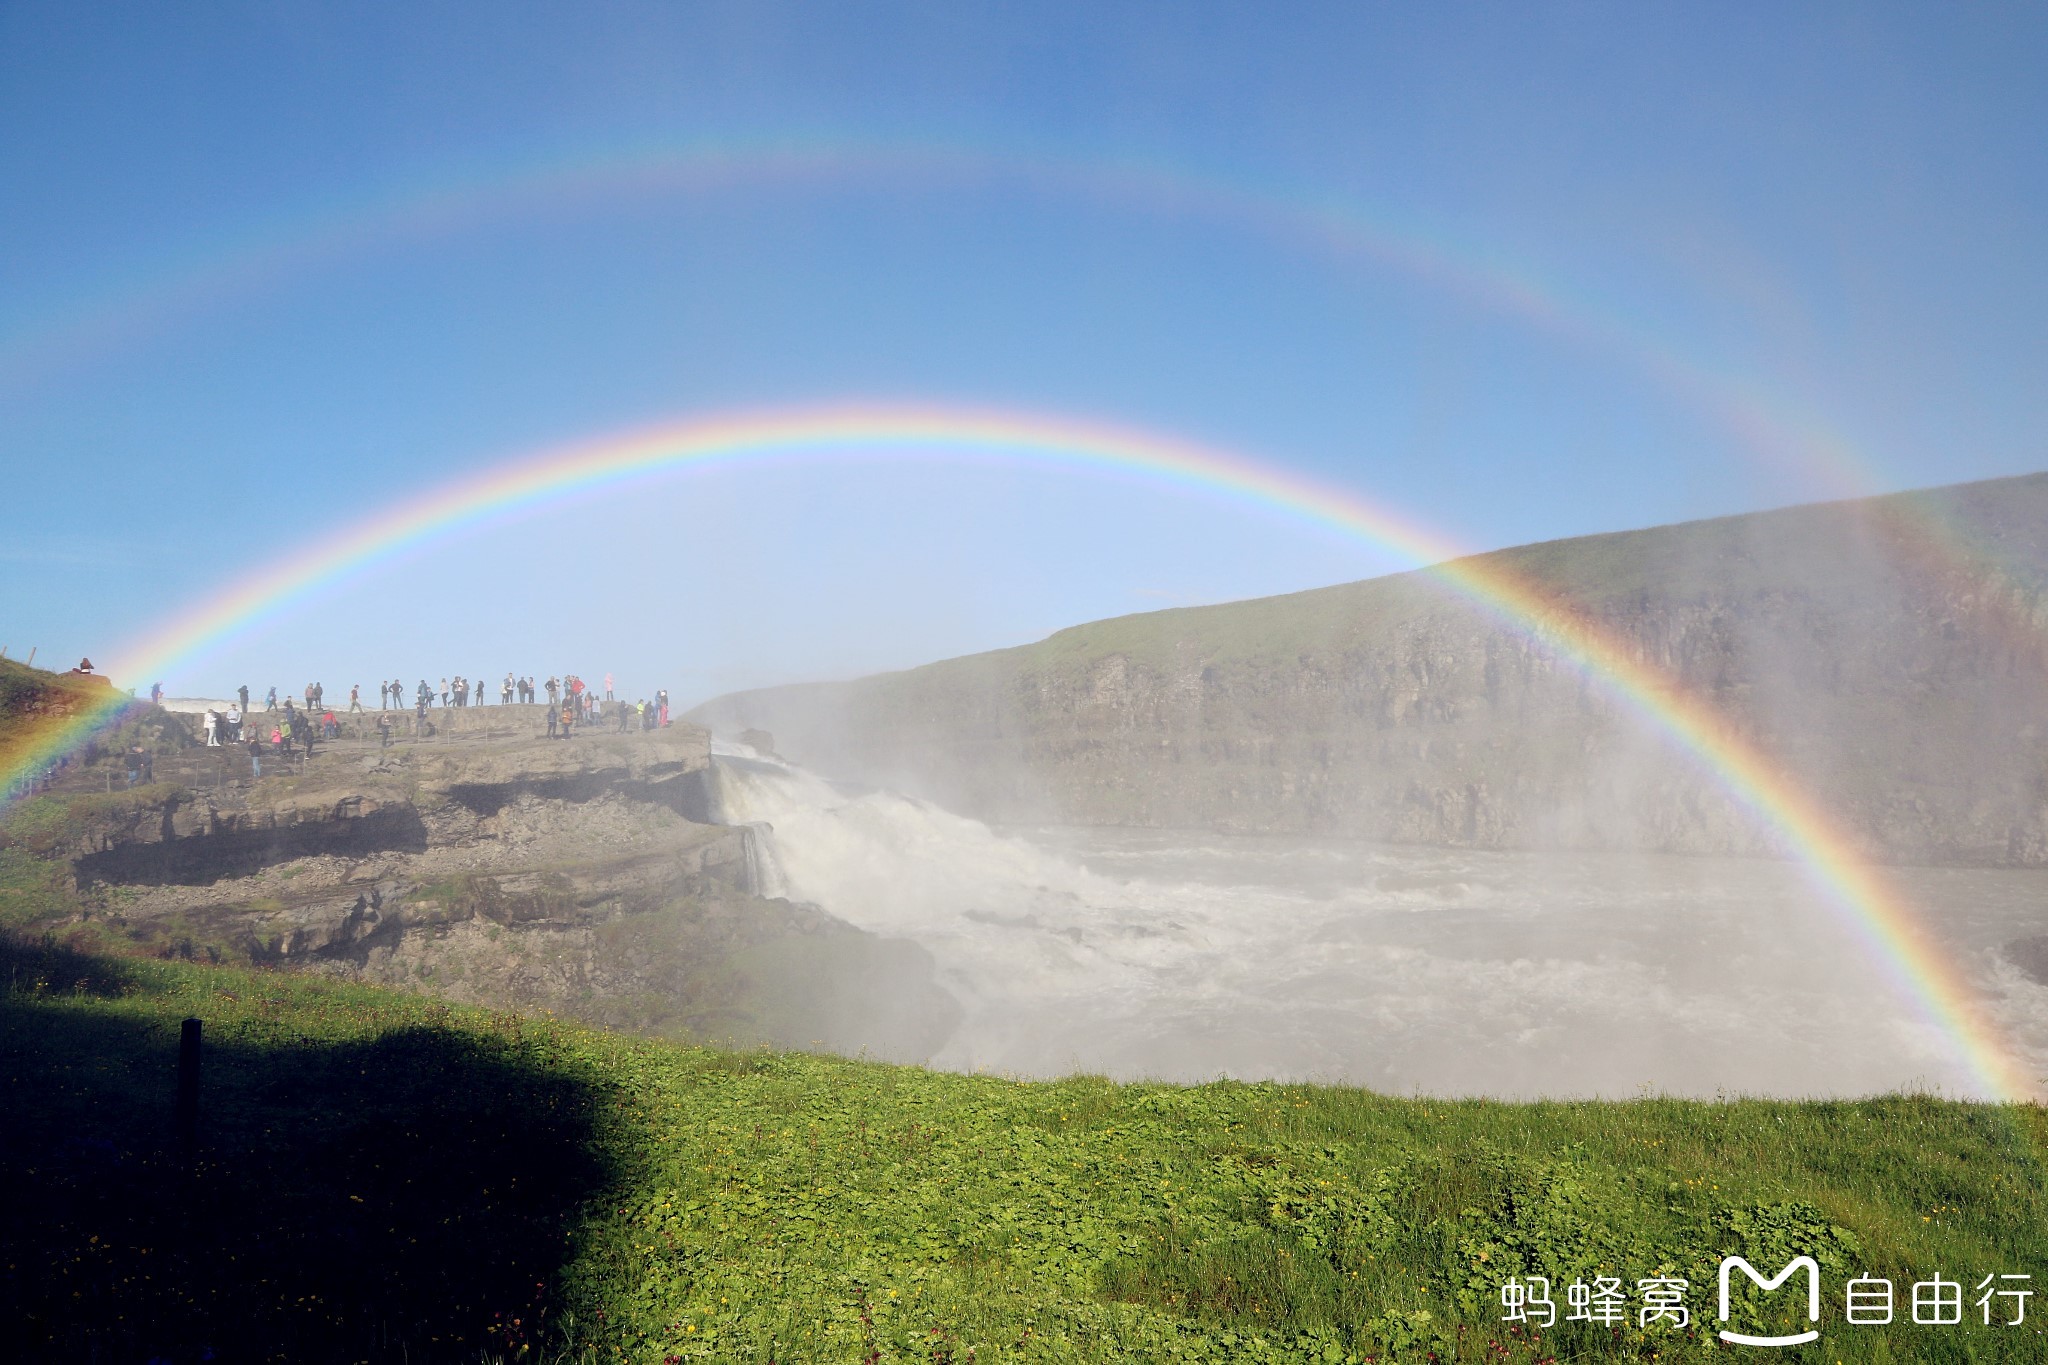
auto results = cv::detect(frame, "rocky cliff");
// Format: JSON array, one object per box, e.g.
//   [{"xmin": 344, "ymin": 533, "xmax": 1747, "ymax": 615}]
[
  {"xmin": 693, "ymin": 472, "xmax": 2048, "ymax": 867},
  {"xmin": 2, "ymin": 709, "xmax": 958, "ymax": 1060}
]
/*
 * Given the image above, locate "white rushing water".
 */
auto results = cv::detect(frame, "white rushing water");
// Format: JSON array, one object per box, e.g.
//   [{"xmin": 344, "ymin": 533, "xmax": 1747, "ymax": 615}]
[{"xmin": 708, "ymin": 742, "xmax": 2048, "ymax": 1099}]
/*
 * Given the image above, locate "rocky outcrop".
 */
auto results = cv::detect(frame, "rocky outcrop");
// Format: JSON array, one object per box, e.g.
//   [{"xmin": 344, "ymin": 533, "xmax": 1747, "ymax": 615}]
[
  {"xmin": 69, "ymin": 793, "xmax": 427, "ymax": 885},
  {"xmin": 15, "ymin": 717, "xmax": 958, "ymax": 1061},
  {"xmin": 694, "ymin": 472, "xmax": 2048, "ymax": 867}
]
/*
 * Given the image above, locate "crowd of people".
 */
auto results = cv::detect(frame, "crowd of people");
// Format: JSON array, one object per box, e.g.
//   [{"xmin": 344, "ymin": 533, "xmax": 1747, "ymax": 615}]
[
  {"xmin": 187, "ymin": 673, "xmax": 675, "ymax": 760},
  {"xmin": 373, "ymin": 676, "xmax": 538, "ymax": 708},
  {"xmin": 199, "ymin": 693, "xmax": 332, "ymax": 773},
  {"xmin": 536, "ymin": 676, "xmax": 672, "ymax": 739}
]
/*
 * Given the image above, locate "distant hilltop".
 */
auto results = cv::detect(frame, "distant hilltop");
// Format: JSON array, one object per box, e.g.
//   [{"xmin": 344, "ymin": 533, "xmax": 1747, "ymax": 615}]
[
  {"xmin": 693, "ymin": 471, "xmax": 2048, "ymax": 868},
  {"xmin": 1, "ymin": 656, "xmax": 124, "ymax": 739}
]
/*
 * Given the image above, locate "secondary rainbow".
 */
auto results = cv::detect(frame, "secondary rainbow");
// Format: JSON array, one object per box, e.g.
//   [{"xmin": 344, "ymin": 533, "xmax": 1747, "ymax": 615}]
[
  {"xmin": 19, "ymin": 136, "xmax": 2033, "ymax": 652},
  {"xmin": 4, "ymin": 401, "xmax": 2032, "ymax": 1099},
  {"xmin": 0, "ymin": 135, "xmax": 1890, "ymax": 496}
]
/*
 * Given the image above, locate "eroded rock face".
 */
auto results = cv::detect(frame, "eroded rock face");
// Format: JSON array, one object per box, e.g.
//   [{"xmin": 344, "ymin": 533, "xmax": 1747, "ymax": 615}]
[
  {"xmin": 41, "ymin": 719, "xmax": 958, "ymax": 1062},
  {"xmin": 75, "ymin": 798, "xmax": 429, "ymax": 885}
]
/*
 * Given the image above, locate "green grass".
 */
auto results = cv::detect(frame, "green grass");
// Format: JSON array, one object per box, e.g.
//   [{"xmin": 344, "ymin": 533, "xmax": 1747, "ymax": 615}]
[
  {"xmin": 0, "ymin": 847, "xmax": 75, "ymax": 931},
  {"xmin": 4, "ymin": 934, "xmax": 2046, "ymax": 1362},
  {"xmin": 0, "ymin": 782, "xmax": 185, "ymax": 854}
]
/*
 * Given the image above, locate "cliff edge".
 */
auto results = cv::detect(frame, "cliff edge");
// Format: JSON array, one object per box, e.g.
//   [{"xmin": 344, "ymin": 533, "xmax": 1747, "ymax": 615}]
[{"xmin": 1, "ymin": 701, "xmax": 959, "ymax": 1060}]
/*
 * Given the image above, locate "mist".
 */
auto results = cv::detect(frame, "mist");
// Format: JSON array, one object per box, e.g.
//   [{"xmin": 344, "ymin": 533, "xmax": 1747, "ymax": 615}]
[
  {"xmin": 682, "ymin": 478, "xmax": 2048, "ymax": 1098},
  {"xmin": 706, "ymin": 743, "xmax": 2048, "ymax": 1098}
]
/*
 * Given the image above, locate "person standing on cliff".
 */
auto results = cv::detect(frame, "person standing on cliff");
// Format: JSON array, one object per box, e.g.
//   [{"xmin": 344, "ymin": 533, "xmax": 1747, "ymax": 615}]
[
  {"xmin": 657, "ymin": 689, "xmax": 669, "ymax": 727},
  {"xmin": 349, "ymin": 683, "xmax": 362, "ymax": 713},
  {"xmin": 604, "ymin": 672, "xmax": 614, "ymax": 701},
  {"xmin": 237, "ymin": 683, "xmax": 249, "ymax": 713},
  {"xmin": 546, "ymin": 700, "xmax": 558, "ymax": 739},
  {"xmin": 150, "ymin": 681, "xmax": 164, "ymax": 706},
  {"xmin": 266, "ymin": 685, "xmax": 277, "ymax": 712}
]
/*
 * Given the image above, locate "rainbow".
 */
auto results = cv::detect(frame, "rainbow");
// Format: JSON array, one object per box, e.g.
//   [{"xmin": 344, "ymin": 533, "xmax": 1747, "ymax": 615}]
[
  {"xmin": 21, "ymin": 133, "xmax": 2034, "ymax": 655},
  {"xmin": 4, "ymin": 400, "xmax": 2034, "ymax": 1100},
  {"xmin": 17, "ymin": 133, "xmax": 2033, "ymax": 655},
  {"xmin": 0, "ymin": 135, "xmax": 1889, "ymax": 496}
]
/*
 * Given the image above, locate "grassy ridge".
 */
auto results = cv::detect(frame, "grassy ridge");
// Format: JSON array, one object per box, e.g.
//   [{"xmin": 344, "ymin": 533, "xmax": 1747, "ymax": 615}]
[
  {"xmin": 5, "ymin": 936, "xmax": 2046, "ymax": 1362},
  {"xmin": 705, "ymin": 470, "xmax": 2048, "ymax": 699}
]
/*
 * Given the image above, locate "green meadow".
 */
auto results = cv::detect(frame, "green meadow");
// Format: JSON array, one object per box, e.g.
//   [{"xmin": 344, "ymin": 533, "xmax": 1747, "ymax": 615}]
[{"xmin": 4, "ymin": 933, "xmax": 2045, "ymax": 1363}]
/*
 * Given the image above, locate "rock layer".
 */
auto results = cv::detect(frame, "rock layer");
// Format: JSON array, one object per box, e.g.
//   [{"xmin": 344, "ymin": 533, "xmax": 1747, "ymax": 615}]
[
  {"xmin": 694, "ymin": 472, "xmax": 2048, "ymax": 866},
  {"xmin": 9, "ymin": 716, "xmax": 958, "ymax": 1060}
]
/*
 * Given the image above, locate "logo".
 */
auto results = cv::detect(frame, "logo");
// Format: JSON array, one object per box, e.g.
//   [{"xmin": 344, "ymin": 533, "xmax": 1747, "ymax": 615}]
[{"xmin": 1718, "ymin": 1255, "xmax": 1820, "ymax": 1347}]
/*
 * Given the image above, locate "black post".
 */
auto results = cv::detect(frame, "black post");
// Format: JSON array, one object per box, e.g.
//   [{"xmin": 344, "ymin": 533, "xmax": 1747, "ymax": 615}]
[{"xmin": 175, "ymin": 1016, "xmax": 201, "ymax": 1152}]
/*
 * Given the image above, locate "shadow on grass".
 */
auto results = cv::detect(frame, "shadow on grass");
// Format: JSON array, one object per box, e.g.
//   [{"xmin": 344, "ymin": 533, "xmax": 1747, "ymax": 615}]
[{"xmin": 0, "ymin": 937, "xmax": 611, "ymax": 1363}]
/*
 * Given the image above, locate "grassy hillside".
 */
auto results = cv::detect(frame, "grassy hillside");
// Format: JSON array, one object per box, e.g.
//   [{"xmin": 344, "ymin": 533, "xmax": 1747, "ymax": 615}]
[
  {"xmin": 0, "ymin": 656, "xmax": 117, "ymax": 777},
  {"xmin": 715, "ymin": 471, "xmax": 2048, "ymax": 696},
  {"xmin": 0, "ymin": 656, "xmax": 188, "ymax": 808},
  {"xmin": 6, "ymin": 931, "xmax": 2045, "ymax": 1362}
]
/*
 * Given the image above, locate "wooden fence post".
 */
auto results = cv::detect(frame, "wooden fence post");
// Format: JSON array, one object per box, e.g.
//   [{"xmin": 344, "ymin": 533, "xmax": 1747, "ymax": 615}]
[{"xmin": 175, "ymin": 1016, "xmax": 201, "ymax": 1153}]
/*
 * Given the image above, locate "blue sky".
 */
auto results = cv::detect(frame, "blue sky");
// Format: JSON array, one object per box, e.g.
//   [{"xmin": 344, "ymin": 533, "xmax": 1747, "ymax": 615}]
[{"xmin": 2, "ymin": 3, "xmax": 2043, "ymax": 702}]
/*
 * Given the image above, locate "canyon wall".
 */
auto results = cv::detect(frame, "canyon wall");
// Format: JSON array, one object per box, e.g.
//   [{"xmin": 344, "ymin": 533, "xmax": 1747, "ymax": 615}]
[{"xmin": 693, "ymin": 473, "xmax": 2048, "ymax": 866}]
